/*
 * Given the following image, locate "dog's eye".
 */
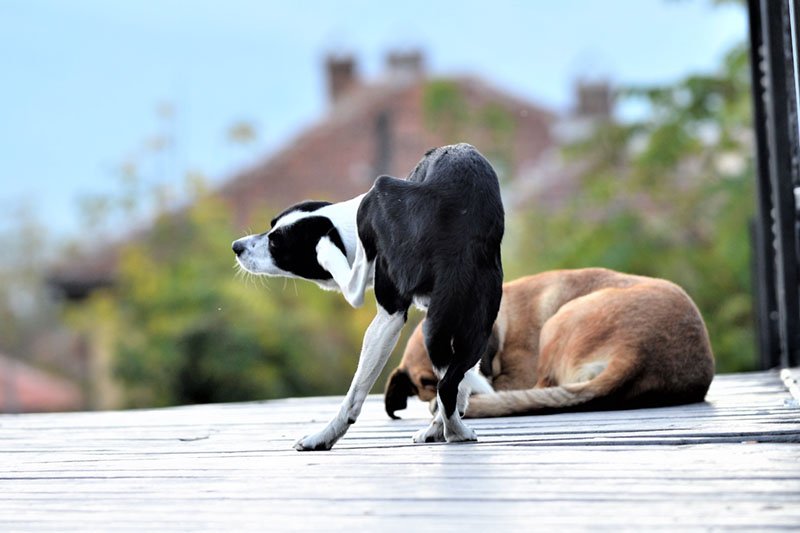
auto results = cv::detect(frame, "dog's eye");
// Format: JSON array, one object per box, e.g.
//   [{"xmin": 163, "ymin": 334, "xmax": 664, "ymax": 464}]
[{"xmin": 268, "ymin": 231, "xmax": 284, "ymax": 249}]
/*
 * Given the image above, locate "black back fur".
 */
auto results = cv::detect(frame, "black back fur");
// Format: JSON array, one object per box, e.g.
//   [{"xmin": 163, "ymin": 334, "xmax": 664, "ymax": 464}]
[{"xmin": 357, "ymin": 143, "xmax": 505, "ymax": 418}]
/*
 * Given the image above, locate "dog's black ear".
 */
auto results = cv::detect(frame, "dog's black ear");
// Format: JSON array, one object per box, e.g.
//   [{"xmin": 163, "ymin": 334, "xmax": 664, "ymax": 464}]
[{"xmin": 384, "ymin": 368, "xmax": 418, "ymax": 420}]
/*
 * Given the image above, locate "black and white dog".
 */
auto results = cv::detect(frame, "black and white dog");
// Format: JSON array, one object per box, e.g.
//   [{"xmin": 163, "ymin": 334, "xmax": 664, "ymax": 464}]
[{"xmin": 232, "ymin": 143, "xmax": 504, "ymax": 451}]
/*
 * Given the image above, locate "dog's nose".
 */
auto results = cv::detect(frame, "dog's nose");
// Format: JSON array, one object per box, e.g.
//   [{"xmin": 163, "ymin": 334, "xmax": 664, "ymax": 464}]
[{"xmin": 232, "ymin": 240, "xmax": 246, "ymax": 256}]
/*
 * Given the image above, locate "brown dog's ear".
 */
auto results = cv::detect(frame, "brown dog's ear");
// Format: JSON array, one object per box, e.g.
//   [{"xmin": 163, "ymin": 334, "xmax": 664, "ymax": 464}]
[{"xmin": 384, "ymin": 368, "xmax": 418, "ymax": 419}]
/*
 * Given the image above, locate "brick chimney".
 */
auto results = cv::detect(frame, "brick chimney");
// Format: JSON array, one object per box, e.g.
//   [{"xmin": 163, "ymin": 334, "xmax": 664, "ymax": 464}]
[
  {"xmin": 385, "ymin": 50, "xmax": 424, "ymax": 81},
  {"xmin": 575, "ymin": 81, "xmax": 613, "ymax": 119},
  {"xmin": 326, "ymin": 54, "xmax": 359, "ymax": 104}
]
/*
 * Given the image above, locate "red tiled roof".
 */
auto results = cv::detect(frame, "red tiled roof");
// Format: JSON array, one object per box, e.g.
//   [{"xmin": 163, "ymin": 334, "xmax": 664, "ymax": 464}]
[
  {"xmin": 0, "ymin": 354, "xmax": 83, "ymax": 413},
  {"xmin": 219, "ymin": 74, "xmax": 556, "ymax": 230},
  {"xmin": 49, "ymin": 72, "xmax": 558, "ymax": 289}
]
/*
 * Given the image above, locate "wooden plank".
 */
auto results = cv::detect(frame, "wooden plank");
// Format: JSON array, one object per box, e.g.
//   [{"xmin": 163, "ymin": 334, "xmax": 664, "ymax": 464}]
[{"xmin": 0, "ymin": 370, "xmax": 797, "ymax": 531}]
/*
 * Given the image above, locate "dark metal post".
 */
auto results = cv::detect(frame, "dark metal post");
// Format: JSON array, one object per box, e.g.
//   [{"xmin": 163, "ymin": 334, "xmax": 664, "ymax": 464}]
[
  {"xmin": 749, "ymin": 0, "xmax": 782, "ymax": 368},
  {"xmin": 749, "ymin": 0, "xmax": 800, "ymax": 369}
]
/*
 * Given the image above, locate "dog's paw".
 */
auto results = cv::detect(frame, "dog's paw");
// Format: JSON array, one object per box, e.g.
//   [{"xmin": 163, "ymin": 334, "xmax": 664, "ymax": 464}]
[
  {"xmin": 412, "ymin": 422, "xmax": 446, "ymax": 444},
  {"xmin": 293, "ymin": 433, "xmax": 334, "ymax": 452},
  {"xmin": 315, "ymin": 237, "xmax": 337, "ymax": 267},
  {"xmin": 444, "ymin": 421, "xmax": 478, "ymax": 443}
]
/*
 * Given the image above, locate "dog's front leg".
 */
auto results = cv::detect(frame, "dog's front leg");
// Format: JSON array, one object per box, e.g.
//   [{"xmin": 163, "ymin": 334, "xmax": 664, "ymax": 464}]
[{"xmin": 294, "ymin": 305, "xmax": 405, "ymax": 451}]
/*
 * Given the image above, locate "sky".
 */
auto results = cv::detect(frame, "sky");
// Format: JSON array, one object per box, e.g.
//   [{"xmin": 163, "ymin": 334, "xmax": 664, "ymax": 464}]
[{"xmin": 0, "ymin": 0, "xmax": 747, "ymax": 240}]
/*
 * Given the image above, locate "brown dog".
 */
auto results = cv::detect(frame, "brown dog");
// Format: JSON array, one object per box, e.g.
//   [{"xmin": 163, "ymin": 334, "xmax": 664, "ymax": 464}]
[{"xmin": 384, "ymin": 268, "xmax": 715, "ymax": 418}]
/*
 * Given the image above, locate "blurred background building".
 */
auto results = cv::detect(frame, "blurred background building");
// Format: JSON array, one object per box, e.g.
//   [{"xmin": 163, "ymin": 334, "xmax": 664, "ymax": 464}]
[
  {"xmin": 0, "ymin": 1, "xmax": 754, "ymax": 412},
  {"xmin": 42, "ymin": 51, "xmax": 611, "ymax": 410}
]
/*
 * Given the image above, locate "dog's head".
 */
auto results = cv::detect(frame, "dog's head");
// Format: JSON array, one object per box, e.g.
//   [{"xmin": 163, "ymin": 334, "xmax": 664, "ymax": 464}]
[
  {"xmin": 232, "ymin": 200, "xmax": 347, "ymax": 286},
  {"xmin": 384, "ymin": 321, "xmax": 439, "ymax": 419}
]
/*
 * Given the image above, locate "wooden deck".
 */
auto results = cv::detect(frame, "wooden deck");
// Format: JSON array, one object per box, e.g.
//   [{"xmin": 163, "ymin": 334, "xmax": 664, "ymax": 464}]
[{"xmin": 1, "ymin": 370, "xmax": 798, "ymax": 531}]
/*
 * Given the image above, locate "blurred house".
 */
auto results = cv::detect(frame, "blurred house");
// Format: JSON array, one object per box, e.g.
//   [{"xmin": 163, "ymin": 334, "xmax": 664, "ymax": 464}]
[
  {"xmin": 0, "ymin": 353, "xmax": 83, "ymax": 413},
  {"xmin": 51, "ymin": 51, "xmax": 577, "ymax": 295},
  {"xmin": 219, "ymin": 51, "xmax": 559, "ymax": 229},
  {"xmin": 47, "ymin": 51, "xmax": 613, "ymax": 409}
]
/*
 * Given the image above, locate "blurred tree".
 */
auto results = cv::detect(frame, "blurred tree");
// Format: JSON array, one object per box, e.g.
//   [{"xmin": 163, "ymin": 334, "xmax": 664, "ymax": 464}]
[
  {"xmin": 65, "ymin": 178, "xmax": 386, "ymax": 407},
  {"xmin": 505, "ymin": 43, "xmax": 755, "ymax": 372},
  {"xmin": 422, "ymin": 80, "xmax": 517, "ymax": 181},
  {"xmin": 227, "ymin": 121, "xmax": 258, "ymax": 145},
  {"xmin": 423, "ymin": 80, "xmax": 469, "ymax": 140},
  {"xmin": 62, "ymin": 31, "xmax": 756, "ymax": 409},
  {"xmin": 60, "ymin": 106, "xmax": 406, "ymax": 407},
  {"xmin": 0, "ymin": 206, "xmax": 56, "ymax": 357}
]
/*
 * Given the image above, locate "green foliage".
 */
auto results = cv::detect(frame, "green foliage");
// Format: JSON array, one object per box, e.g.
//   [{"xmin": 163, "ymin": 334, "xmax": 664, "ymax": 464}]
[
  {"xmin": 63, "ymin": 37, "xmax": 756, "ymax": 409},
  {"xmin": 0, "ymin": 207, "xmax": 60, "ymax": 359},
  {"xmin": 479, "ymin": 102, "xmax": 517, "ymax": 182},
  {"xmin": 65, "ymin": 189, "xmax": 388, "ymax": 407},
  {"xmin": 505, "ymin": 44, "xmax": 756, "ymax": 372},
  {"xmin": 422, "ymin": 80, "xmax": 517, "ymax": 180},
  {"xmin": 423, "ymin": 80, "xmax": 469, "ymax": 139}
]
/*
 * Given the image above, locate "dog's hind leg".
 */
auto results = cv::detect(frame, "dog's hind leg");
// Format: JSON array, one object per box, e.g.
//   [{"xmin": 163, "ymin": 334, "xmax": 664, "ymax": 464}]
[
  {"xmin": 437, "ymin": 350, "xmax": 484, "ymax": 442},
  {"xmin": 440, "ymin": 301, "xmax": 498, "ymax": 442},
  {"xmin": 411, "ymin": 318, "xmax": 453, "ymax": 443},
  {"xmin": 414, "ymin": 368, "xmax": 481, "ymax": 443},
  {"xmin": 294, "ymin": 304, "xmax": 406, "ymax": 451},
  {"xmin": 414, "ymin": 373, "xmax": 480, "ymax": 443},
  {"xmin": 425, "ymin": 365, "xmax": 492, "ymax": 417},
  {"xmin": 412, "ymin": 310, "xmax": 490, "ymax": 443}
]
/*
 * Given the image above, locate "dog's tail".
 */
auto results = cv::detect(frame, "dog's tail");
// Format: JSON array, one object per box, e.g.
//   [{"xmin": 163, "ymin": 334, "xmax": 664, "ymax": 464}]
[
  {"xmin": 464, "ymin": 360, "xmax": 625, "ymax": 417},
  {"xmin": 464, "ymin": 382, "xmax": 599, "ymax": 417}
]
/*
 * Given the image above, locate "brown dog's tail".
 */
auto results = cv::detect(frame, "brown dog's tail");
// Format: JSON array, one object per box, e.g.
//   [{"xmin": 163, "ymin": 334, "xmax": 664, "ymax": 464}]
[
  {"xmin": 464, "ymin": 356, "xmax": 634, "ymax": 417},
  {"xmin": 465, "ymin": 381, "xmax": 600, "ymax": 417}
]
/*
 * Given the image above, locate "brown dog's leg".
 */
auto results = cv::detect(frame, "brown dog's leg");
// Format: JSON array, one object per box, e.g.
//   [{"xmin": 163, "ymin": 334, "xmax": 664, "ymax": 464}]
[{"xmin": 491, "ymin": 347, "xmax": 540, "ymax": 391}]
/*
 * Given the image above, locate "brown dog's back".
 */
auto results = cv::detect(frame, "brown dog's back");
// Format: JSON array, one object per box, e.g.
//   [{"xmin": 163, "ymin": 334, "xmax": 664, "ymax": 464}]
[{"xmin": 386, "ymin": 268, "xmax": 715, "ymax": 418}]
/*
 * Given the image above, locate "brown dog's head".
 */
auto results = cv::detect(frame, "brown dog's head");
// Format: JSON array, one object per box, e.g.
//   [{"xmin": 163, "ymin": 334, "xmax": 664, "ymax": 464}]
[{"xmin": 384, "ymin": 322, "xmax": 438, "ymax": 419}]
